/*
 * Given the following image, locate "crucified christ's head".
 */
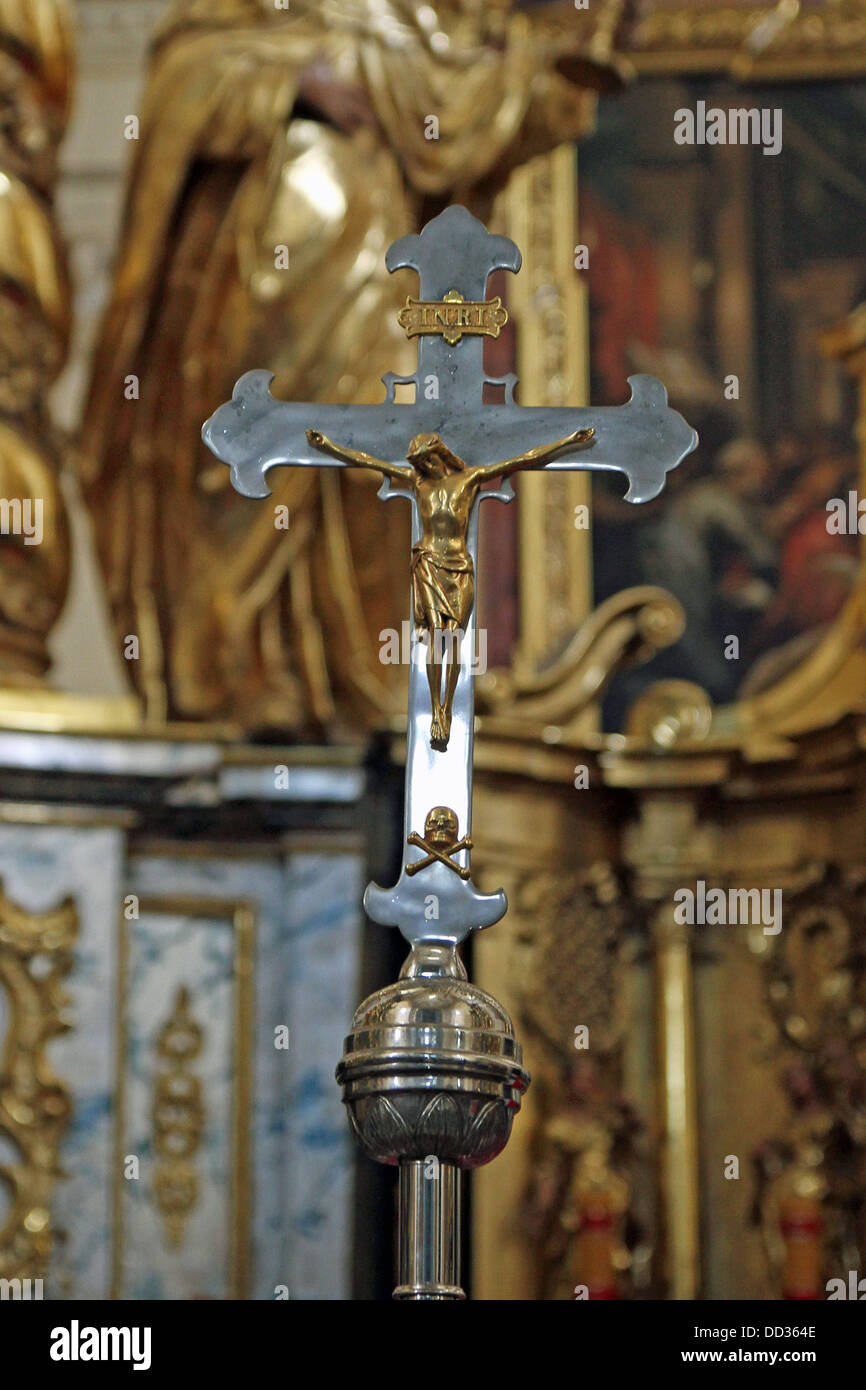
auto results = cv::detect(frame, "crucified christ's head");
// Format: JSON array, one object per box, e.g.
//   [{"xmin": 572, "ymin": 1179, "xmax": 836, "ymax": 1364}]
[{"xmin": 407, "ymin": 433, "xmax": 464, "ymax": 479}]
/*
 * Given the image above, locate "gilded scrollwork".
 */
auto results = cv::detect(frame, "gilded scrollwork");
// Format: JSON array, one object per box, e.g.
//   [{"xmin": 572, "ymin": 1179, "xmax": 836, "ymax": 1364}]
[
  {"xmin": 753, "ymin": 867, "xmax": 866, "ymax": 1294},
  {"xmin": 499, "ymin": 860, "xmax": 647, "ymax": 1298},
  {"xmin": 476, "ymin": 586, "xmax": 686, "ymax": 741},
  {"xmin": 620, "ymin": 0, "xmax": 866, "ymax": 79},
  {"xmin": 625, "ymin": 678, "xmax": 713, "ymax": 749},
  {"xmin": 0, "ymin": 882, "xmax": 78, "ymax": 1282}
]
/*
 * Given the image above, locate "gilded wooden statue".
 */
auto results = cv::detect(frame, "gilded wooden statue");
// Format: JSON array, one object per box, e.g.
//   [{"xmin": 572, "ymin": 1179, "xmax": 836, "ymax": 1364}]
[
  {"xmin": 79, "ymin": 0, "xmax": 603, "ymax": 729},
  {"xmin": 0, "ymin": 0, "xmax": 72, "ymax": 686}
]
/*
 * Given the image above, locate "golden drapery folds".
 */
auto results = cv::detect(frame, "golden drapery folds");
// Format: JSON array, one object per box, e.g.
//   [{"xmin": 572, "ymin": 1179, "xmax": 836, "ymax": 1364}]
[
  {"xmin": 0, "ymin": 0, "xmax": 72, "ymax": 684},
  {"xmin": 80, "ymin": 0, "xmax": 598, "ymax": 731}
]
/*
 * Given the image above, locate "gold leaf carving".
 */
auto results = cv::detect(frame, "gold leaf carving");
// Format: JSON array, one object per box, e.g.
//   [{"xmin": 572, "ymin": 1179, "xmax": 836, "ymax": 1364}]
[
  {"xmin": 152, "ymin": 985, "xmax": 205, "ymax": 1249},
  {"xmin": 0, "ymin": 882, "xmax": 78, "ymax": 1281}
]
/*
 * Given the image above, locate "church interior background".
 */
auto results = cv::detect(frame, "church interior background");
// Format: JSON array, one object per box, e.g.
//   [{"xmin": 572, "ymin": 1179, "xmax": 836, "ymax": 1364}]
[{"xmin": 2, "ymin": 0, "xmax": 866, "ymax": 1302}]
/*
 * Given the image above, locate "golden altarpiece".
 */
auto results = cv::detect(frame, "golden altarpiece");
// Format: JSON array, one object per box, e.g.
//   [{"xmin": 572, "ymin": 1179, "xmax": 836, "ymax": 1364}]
[{"xmin": 1, "ymin": 0, "xmax": 866, "ymax": 1299}]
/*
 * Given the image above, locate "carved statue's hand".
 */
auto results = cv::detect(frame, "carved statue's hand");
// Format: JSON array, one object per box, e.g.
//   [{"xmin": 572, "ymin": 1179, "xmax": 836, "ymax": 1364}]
[
  {"xmin": 297, "ymin": 62, "xmax": 377, "ymax": 135},
  {"xmin": 555, "ymin": 53, "xmax": 624, "ymax": 96}
]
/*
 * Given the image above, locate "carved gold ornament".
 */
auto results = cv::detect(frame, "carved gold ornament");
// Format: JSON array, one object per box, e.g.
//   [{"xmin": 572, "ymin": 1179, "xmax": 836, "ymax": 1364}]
[
  {"xmin": 624, "ymin": 0, "xmax": 866, "ymax": 79},
  {"xmin": 0, "ymin": 883, "xmax": 78, "ymax": 1282}
]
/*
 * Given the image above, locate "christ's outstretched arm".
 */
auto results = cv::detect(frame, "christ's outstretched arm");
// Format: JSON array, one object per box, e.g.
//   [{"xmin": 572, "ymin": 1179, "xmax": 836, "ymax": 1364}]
[
  {"xmin": 307, "ymin": 429, "xmax": 414, "ymax": 482},
  {"xmin": 472, "ymin": 427, "xmax": 595, "ymax": 483}
]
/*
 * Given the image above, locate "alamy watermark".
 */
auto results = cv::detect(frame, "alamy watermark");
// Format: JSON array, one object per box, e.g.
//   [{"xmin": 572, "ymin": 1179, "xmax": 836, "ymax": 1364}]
[
  {"xmin": 673, "ymin": 881, "xmax": 782, "ymax": 935},
  {"xmin": 827, "ymin": 1271, "xmax": 866, "ymax": 1299},
  {"xmin": 50, "ymin": 1320, "xmax": 151, "ymax": 1371},
  {"xmin": 379, "ymin": 621, "xmax": 487, "ymax": 675},
  {"xmin": 0, "ymin": 1276, "xmax": 43, "ymax": 1299},
  {"xmin": 675, "ymin": 101, "xmax": 782, "ymax": 157},
  {"xmin": 826, "ymin": 492, "xmax": 866, "ymax": 534},
  {"xmin": 0, "ymin": 497, "xmax": 42, "ymax": 544}
]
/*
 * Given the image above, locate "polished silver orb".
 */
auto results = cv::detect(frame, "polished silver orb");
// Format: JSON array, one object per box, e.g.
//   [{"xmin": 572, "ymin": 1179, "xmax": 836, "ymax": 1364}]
[{"xmin": 336, "ymin": 943, "xmax": 529, "ymax": 1169}]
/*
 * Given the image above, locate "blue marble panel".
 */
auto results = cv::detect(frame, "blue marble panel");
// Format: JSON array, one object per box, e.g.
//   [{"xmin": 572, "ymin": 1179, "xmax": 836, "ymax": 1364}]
[
  {"xmin": 282, "ymin": 852, "xmax": 364, "ymax": 1300},
  {"xmin": 117, "ymin": 905, "xmax": 237, "ymax": 1300},
  {"xmin": 129, "ymin": 847, "xmax": 364, "ymax": 1300}
]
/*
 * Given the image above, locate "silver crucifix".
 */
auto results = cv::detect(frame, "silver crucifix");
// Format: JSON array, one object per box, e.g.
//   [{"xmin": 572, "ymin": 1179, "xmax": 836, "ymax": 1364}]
[{"xmin": 202, "ymin": 205, "xmax": 698, "ymax": 952}]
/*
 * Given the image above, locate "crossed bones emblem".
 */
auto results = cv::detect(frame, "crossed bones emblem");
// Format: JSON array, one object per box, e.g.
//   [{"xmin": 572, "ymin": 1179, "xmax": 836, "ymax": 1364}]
[{"xmin": 405, "ymin": 806, "xmax": 472, "ymax": 880}]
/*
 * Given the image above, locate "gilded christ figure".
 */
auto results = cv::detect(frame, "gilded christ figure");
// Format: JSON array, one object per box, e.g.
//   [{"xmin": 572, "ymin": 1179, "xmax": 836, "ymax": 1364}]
[{"xmin": 307, "ymin": 426, "xmax": 595, "ymax": 747}]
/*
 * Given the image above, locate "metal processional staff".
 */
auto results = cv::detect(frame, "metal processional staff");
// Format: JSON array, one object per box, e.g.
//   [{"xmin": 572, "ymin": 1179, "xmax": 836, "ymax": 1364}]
[{"xmin": 203, "ymin": 205, "xmax": 697, "ymax": 1300}]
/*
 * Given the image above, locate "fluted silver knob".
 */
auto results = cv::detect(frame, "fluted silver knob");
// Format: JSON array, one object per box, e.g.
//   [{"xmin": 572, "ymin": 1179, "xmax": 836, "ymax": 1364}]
[
  {"xmin": 336, "ymin": 942, "xmax": 529, "ymax": 1167},
  {"xmin": 336, "ymin": 942, "xmax": 529, "ymax": 1298}
]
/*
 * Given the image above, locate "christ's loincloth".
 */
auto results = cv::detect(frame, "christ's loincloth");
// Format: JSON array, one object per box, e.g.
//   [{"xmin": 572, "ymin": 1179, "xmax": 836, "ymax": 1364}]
[{"xmin": 410, "ymin": 544, "xmax": 474, "ymax": 633}]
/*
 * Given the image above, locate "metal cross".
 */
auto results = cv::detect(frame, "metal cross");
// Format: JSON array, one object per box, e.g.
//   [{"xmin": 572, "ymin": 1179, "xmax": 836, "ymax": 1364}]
[{"xmin": 202, "ymin": 205, "xmax": 697, "ymax": 950}]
